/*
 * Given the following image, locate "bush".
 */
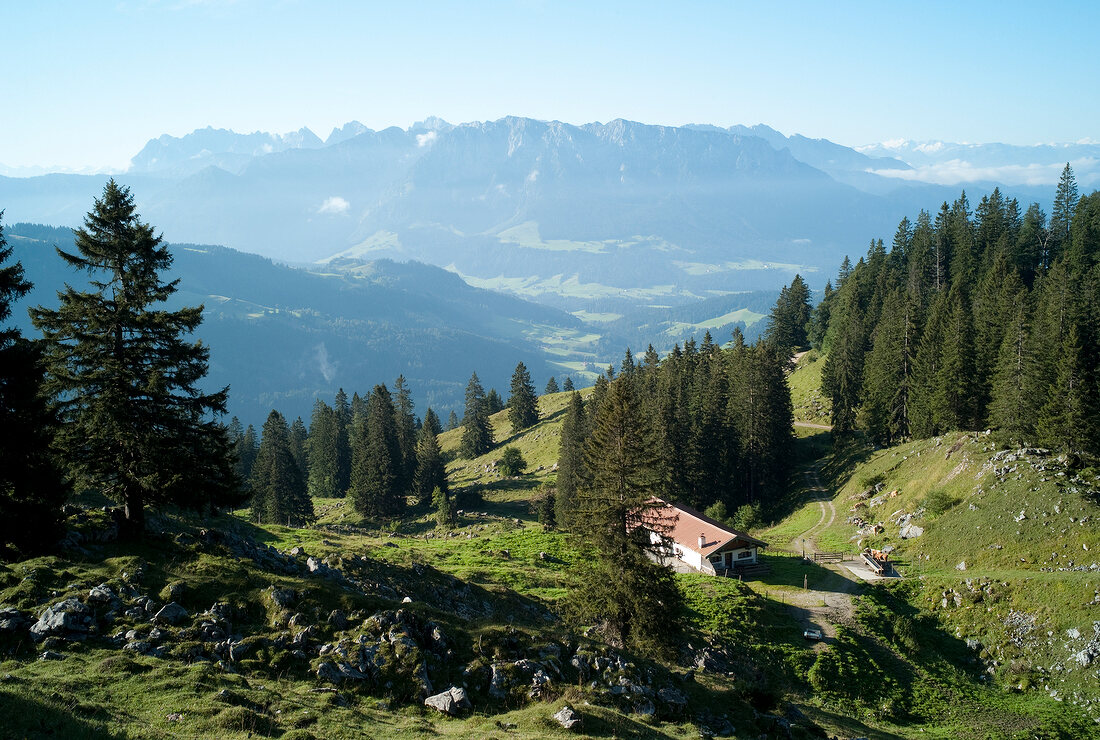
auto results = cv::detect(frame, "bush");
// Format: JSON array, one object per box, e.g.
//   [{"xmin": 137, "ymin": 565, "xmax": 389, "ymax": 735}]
[
  {"xmin": 923, "ymin": 488, "xmax": 959, "ymax": 517},
  {"xmin": 703, "ymin": 501, "xmax": 730, "ymax": 524},
  {"xmin": 731, "ymin": 502, "xmax": 762, "ymax": 531},
  {"xmin": 497, "ymin": 446, "xmax": 527, "ymax": 476}
]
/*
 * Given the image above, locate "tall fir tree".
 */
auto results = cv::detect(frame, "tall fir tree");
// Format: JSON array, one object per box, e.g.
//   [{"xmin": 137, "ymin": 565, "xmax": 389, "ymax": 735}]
[
  {"xmin": 413, "ymin": 424, "xmax": 447, "ymax": 506},
  {"xmin": 569, "ymin": 376, "xmax": 681, "ymax": 657},
  {"xmin": 306, "ymin": 400, "xmax": 342, "ymax": 498},
  {"xmin": 0, "ymin": 215, "xmax": 69, "ymax": 559},
  {"xmin": 334, "ymin": 388, "xmax": 352, "ymax": 495},
  {"xmin": 485, "ymin": 388, "xmax": 505, "ymax": 415},
  {"xmin": 446, "ymin": 409, "xmax": 459, "ymax": 431},
  {"xmin": 422, "ymin": 407, "xmax": 443, "ymax": 437},
  {"xmin": 562, "ymin": 377, "xmax": 575, "ymax": 392},
  {"xmin": 545, "ymin": 376, "xmax": 560, "ymax": 394},
  {"xmin": 392, "ymin": 375, "xmax": 418, "ymax": 497},
  {"xmin": 459, "ymin": 372, "xmax": 493, "ymax": 458},
  {"xmin": 989, "ymin": 295, "xmax": 1038, "ymax": 442},
  {"xmin": 250, "ymin": 410, "xmax": 314, "ymax": 525},
  {"xmin": 508, "ymin": 361, "xmax": 539, "ymax": 432},
  {"xmin": 1037, "ymin": 325, "xmax": 1096, "ymax": 453},
  {"xmin": 554, "ymin": 390, "xmax": 587, "ymax": 529},
  {"xmin": 1049, "ymin": 163, "xmax": 1078, "ymax": 265},
  {"xmin": 30, "ymin": 180, "xmax": 236, "ymax": 537},
  {"xmin": 350, "ymin": 384, "xmax": 405, "ymax": 518},
  {"xmin": 289, "ymin": 416, "xmax": 308, "ymax": 481}
]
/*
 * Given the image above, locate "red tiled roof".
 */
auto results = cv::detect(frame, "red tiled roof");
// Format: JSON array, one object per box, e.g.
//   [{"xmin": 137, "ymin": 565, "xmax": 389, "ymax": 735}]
[{"xmin": 643, "ymin": 498, "xmax": 767, "ymax": 557}]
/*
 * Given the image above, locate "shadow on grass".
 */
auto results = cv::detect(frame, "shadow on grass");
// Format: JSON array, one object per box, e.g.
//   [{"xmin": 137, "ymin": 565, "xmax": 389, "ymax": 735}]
[
  {"xmin": 0, "ymin": 688, "xmax": 130, "ymax": 739},
  {"xmin": 492, "ymin": 406, "xmax": 570, "ymax": 449},
  {"xmin": 751, "ymin": 553, "xmax": 858, "ymax": 595}
]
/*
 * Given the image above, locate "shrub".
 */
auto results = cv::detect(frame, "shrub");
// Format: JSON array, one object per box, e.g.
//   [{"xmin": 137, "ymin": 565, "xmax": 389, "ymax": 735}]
[
  {"xmin": 498, "ymin": 446, "xmax": 527, "ymax": 476},
  {"xmin": 923, "ymin": 488, "xmax": 959, "ymax": 517}
]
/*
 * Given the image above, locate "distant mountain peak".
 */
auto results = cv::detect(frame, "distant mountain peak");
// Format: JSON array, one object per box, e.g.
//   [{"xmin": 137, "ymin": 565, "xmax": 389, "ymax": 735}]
[{"xmin": 410, "ymin": 116, "xmax": 453, "ymax": 132}]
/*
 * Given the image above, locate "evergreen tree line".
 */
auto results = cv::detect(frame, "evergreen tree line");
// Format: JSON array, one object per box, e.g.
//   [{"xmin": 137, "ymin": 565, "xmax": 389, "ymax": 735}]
[
  {"xmin": 232, "ymin": 360, "xmax": 565, "ymax": 525},
  {"xmin": 551, "ymin": 330, "xmax": 795, "ymax": 534},
  {"xmin": 817, "ymin": 165, "xmax": 1100, "ymax": 452},
  {"xmin": 230, "ymin": 376, "xmax": 449, "ymax": 525}
]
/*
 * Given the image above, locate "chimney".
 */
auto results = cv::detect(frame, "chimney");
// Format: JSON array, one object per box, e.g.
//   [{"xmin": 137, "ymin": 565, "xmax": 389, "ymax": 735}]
[{"xmin": 698, "ymin": 533, "xmax": 706, "ymax": 549}]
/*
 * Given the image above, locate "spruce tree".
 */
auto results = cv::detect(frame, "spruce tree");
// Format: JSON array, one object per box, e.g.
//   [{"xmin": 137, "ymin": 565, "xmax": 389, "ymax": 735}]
[
  {"xmin": 562, "ymin": 377, "xmax": 575, "ymax": 392},
  {"xmin": 508, "ymin": 361, "xmax": 539, "ymax": 432},
  {"xmin": 1049, "ymin": 163, "xmax": 1078, "ymax": 265},
  {"xmin": 289, "ymin": 416, "xmax": 308, "ymax": 481},
  {"xmin": 306, "ymin": 400, "xmax": 342, "ymax": 498},
  {"xmin": 334, "ymin": 388, "xmax": 352, "ymax": 495},
  {"xmin": 555, "ymin": 390, "xmax": 587, "ymax": 529},
  {"xmin": 0, "ymin": 215, "xmax": 69, "ymax": 559},
  {"xmin": 235, "ymin": 424, "xmax": 259, "ymax": 484},
  {"xmin": 569, "ymin": 376, "xmax": 681, "ymax": 656},
  {"xmin": 459, "ymin": 372, "xmax": 493, "ymax": 458},
  {"xmin": 485, "ymin": 388, "xmax": 505, "ymax": 415},
  {"xmin": 545, "ymin": 377, "xmax": 560, "ymax": 394},
  {"xmin": 446, "ymin": 409, "xmax": 459, "ymax": 431},
  {"xmin": 250, "ymin": 410, "xmax": 314, "ymax": 525},
  {"xmin": 989, "ymin": 297, "xmax": 1037, "ymax": 442},
  {"xmin": 350, "ymin": 384, "xmax": 405, "ymax": 518},
  {"xmin": 1037, "ymin": 325, "xmax": 1096, "ymax": 453},
  {"xmin": 392, "ymin": 375, "xmax": 418, "ymax": 496},
  {"xmin": 422, "ymin": 407, "xmax": 443, "ymax": 437},
  {"xmin": 931, "ymin": 287, "xmax": 977, "ymax": 432},
  {"xmin": 413, "ymin": 424, "xmax": 447, "ymax": 506},
  {"xmin": 30, "ymin": 180, "xmax": 236, "ymax": 537}
]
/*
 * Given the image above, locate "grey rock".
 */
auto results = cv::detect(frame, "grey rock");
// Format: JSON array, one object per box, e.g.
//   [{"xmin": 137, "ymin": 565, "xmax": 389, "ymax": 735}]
[
  {"xmin": 327, "ymin": 610, "xmax": 348, "ymax": 630},
  {"xmin": 424, "ymin": 686, "xmax": 470, "ymax": 716},
  {"xmin": 154, "ymin": 602, "xmax": 189, "ymax": 626},
  {"xmin": 956, "ymin": 561, "xmax": 968, "ymax": 571},
  {"xmin": 899, "ymin": 523, "xmax": 924, "ymax": 539},
  {"xmin": 124, "ymin": 640, "xmax": 152, "ymax": 654},
  {"xmin": 38, "ymin": 650, "xmax": 65, "ymax": 661},
  {"xmin": 553, "ymin": 704, "xmax": 582, "ymax": 730},
  {"xmin": 30, "ymin": 598, "xmax": 91, "ymax": 640},
  {"xmin": 634, "ymin": 699, "xmax": 656, "ymax": 716},
  {"xmin": 269, "ymin": 588, "xmax": 296, "ymax": 608},
  {"xmin": 87, "ymin": 585, "xmax": 115, "ymax": 605}
]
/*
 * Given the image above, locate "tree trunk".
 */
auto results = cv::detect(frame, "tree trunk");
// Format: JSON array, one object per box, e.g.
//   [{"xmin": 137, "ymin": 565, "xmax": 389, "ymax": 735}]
[{"xmin": 120, "ymin": 488, "xmax": 145, "ymax": 540}]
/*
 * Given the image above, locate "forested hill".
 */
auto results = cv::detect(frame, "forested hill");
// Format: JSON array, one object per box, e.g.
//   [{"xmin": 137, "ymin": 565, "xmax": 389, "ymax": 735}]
[
  {"xmin": 814, "ymin": 166, "xmax": 1100, "ymax": 453},
  {"xmin": 5, "ymin": 223, "xmax": 585, "ymax": 425}
]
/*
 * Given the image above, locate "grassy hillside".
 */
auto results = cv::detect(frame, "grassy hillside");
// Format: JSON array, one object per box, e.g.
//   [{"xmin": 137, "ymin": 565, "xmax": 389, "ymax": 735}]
[{"xmin": 788, "ymin": 350, "xmax": 830, "ymax": 425}]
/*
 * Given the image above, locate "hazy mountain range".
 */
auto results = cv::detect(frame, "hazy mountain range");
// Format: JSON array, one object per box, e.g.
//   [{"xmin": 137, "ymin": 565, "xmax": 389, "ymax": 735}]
[{"xmin": 0, "ymin": 117, "xmax": 1079, "ymax": 315}]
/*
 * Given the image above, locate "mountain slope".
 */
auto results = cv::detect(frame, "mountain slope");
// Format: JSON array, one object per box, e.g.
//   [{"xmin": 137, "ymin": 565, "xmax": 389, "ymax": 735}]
[{"xmin": 6, "ymin": 223, "xmax": 587, "ymax": 425}]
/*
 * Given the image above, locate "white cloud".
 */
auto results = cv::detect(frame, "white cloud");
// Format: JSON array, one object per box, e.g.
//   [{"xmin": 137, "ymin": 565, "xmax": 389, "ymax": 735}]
[
  {"xmin": 526, "ymin": 169, "xmax": 539, "ymax": 182},
  {"xmin": 867, "ymin": 157, "xmax": 1100, "ymax": 187},
  {"xmin": 318, "ymin": 196, "xmax": 350, "ymax": 215},
  {"xmin": 416, "ymin": 131, "xmax": 437, "ymax": 148}
]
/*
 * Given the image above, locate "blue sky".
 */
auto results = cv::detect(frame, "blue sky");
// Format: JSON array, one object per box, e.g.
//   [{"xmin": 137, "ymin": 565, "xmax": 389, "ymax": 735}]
[{"xmin": 3, "ymin": 0, "xmax": 1098, "ymax": 170}]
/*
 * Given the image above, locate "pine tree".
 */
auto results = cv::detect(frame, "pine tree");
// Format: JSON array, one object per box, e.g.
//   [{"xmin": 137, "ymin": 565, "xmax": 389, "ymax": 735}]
[
  {"xmin": 554, "ymin": 390, "xmax": 587, "ymax": 529},
  {"xmin": 931, "ymin": 287, "xmax": 977, "ymax": 432},
  {"xmin": 485, "ymin": 388, "xmax": 505, "ymax": 415},
  {"xmin": 989, "ymin": 296, "xmax": 1037, "ymax": 442},
  {"xmin": 251, "ymin": 410, "xmax": 314, "ymax": 525},
  {"xmin": 569, "ymin": 376, "xmax": 681, "ymax": 656},
  {"xmin": 859, "ymin": 288, "xmax": 915, "ymax": 445},
  {"xmin": 432, "ymin": 486, "xmax": 455, "ymax": 528},
  {"xmin": 545, "ymin": 377, "xmax": 560, "ymax": 394},
  {"xmin": 446, "ymin": 409, "xmax": 459, "ymax": 431},
  {"xmin": 764, "ymin": 274, "xmax": 812, "ymax": 352},
  {"xmin": 562, "ymin": 377, "xmax": 575, "ymax": 392},
  {"xmin": 392, "ymin": 375, "xmax": 418, "ymax": 497},
  {"xmin": 235, "ymin": 424, "xmax": 259, "ymax": 484},
  {"xmin": 1049, "ymin": 163, "xmax": 1078, "ymax": 265},
  {"xmin": 459, "ymin": 372, "xmax": 493, "ymax": 458},
  {"xmin": 306, "ymin": 400, "xmax": 342, "ymax": 498},
  {"xmin": 350, "ymin": 384, "xmax": 405, "ymax": 518},
  {"xmin": 413, "ymin": 424, "xmax": 447, "ymax": 506},
  {"xmin": 0, "ymin": 214, "xmax": 69, "ymax": 559},
  {"xmin": 289, "ymin": 416, "xmax": 308, "ymax": 480},
  {"xmin": 30, "ymin": 180, "xmax": 236, "ymax": 537},
  {"xmin": 334, "ymin": 388, "xmax": 352, "ymax": 495},
  {"xmin": 1037, "ymin": 325, "xmax": 1096, "ymax": 453},
  {"xmin": 422, "ymin": 407, "xmax": 443, "ymax": 437},
  {"xmin": 508, "ymin": 361, "xmax": 539, "ymax": 432}
]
